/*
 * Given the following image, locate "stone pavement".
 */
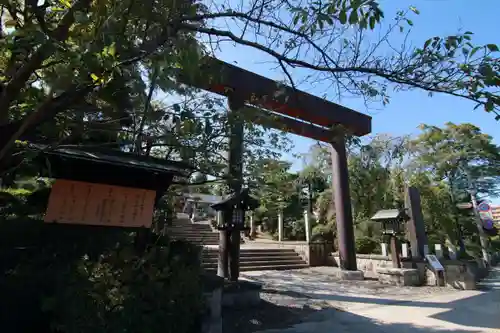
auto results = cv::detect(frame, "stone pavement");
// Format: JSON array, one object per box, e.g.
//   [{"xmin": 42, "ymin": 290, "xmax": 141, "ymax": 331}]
[
  {"xmin": 240, "ymin": 266, "xmax": 500, "ymax": 333},
  {"xmin": 478, "ymin": 266, "xmax": 500, "ymax": 290}
]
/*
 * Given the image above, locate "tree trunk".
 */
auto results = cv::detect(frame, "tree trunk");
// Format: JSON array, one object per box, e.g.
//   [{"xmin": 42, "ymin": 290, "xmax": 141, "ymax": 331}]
[{"xmin": 135, "ymin": 66, "xmax": 159, "ymax": 154}]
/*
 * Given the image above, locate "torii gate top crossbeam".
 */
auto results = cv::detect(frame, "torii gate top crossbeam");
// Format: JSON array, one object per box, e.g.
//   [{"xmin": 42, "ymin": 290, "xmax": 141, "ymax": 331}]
[{"xmin": 178, "ymin": 57, "xmax": 372, "ymax": 138}]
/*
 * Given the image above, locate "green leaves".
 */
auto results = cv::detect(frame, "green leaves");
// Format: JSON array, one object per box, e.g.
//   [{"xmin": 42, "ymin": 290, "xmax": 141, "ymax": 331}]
[
  {"xmin": 290, "ymin": 0, "xmax": 384, "ymax": 31},
  {"xmin": 339, "ymin": 10, "xmax": 347, "ymax": 24},
  {"xmin": 408, "ymin": 123, "xmax": 500, "ymax": 250},
  {"xmin": 369, "ymin": 15, "xmax": 376, "ymax": 29},
  {"xmin": 414, "ymin": 31, "xmax": 500, "ymax": 117},
  {"xmin": 348, "ymin": 9, "xmax": 358, "ymax": 24},
  {"xmin": 409, "ymin": 6, "xmax": 420, "ymax": 15},
  {"xmin": 59, "ymin": 0, "xmax": 72, "ymax": 8},
  {"xmin": 423, "ymin": 38, "xmax": 432, "ymax": 49},
  {"xmin": 90, "ymin": 73, "xmax": 99, "ymax": 82},
  {"xmin": 4, "ymin": 19, "xmax": 17, "ymax": 28},
  {"xmin": 74, "ymin": 11, "xmax": 90, "ymax": 23},
  {"xmin": 102, "ymin": 42, "xmax": 116, "ymax": 58},
  {"xmin": 412, "ymin": 122, "xmax": 500, "ymax": 194},
  {"xmin": 470, "ymin": 46, "xmax": 480, "ymax": 57},
  {"xmin": 248, "ymin": 158, "xmax": 298, "ymax": 218},
  {"xmin": 487, "ymin": 44, "xmax": 499, "ymax": 52}
]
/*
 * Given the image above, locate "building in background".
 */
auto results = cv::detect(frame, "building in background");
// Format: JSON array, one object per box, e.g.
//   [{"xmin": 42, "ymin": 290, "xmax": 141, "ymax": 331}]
[
  {"xmin": 182, "ymin": 193, "xmax": 224, "ymax": 221},
  {"xmin": 491, "ymin": 205, "xmax": 500, "ymax": 225}
]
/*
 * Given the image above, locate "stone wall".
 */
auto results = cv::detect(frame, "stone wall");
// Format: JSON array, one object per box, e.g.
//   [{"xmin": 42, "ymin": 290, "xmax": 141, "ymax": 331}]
[
  {"xmin": 377, "ymin": 267, "xmax": 421, "ymax": 286},
  {"xmin": 263, "ymin": 242, "xmax": 491, "ymax": 291},
  {"xmin": 328, "ymin": 253, "xmax": 484, "ymax": 289},
  {"xmin": 306, "ymin": 242, "xmax": 334, "ymax": 266},
  {"xmin": 275, "ymin": 243, "xmax": 394, "ymax": 274},
  {"xmin": 262, "ymin": 241, "xmax": 334, "ymax": 267},
  {"xmin": 331, "ymin": 253, "xmax": 393, "ymax": 278},
  {"xmin": 425, "ymin": 260, "xmax": 479, "ymax": 290},
  {"xmin": 405, "ymin": 258, "xmax": 485, "ymax": 290}
]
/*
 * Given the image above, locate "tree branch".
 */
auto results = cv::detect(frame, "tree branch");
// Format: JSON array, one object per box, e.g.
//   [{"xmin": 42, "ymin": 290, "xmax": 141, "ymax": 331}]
[
  {"xmin": 178, "ymin": 22, "xmax": 495, "ymax": 113},
  {"xmin": 0, "ymin": 0, "xmax": 92, "ymax": 125},
  {"xmin": 0, "ymin": 84, "xmax": 94, "ymax": 163}
]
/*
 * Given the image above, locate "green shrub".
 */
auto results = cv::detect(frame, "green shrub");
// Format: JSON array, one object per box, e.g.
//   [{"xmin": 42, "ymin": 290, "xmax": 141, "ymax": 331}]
[
  {"xmin": 311, "ymin": 223, "xmax": 335, "ymax": 242},
  {"xmin": 283, "ymin": 219, "xmax": 306, "ymax": 240},
  {"xmin": 490, "ymin": 236, "xmax": 500, "ymax": 251},
  {"xmin": 0, "ymin": 218, "xmax": 204, "ymax": 333},
  {"xmin": 355, "ymin": 236, "xmax": 379, "ymax": 254},
  {"xmin": 0, "ymin": 188, "xmax": 32, "ymax": 217},
  {"xmin": 1, "ymin": 187, "xmax": 52, "ymax": 217},
  {"xmin": 48, "ymin": 239, "xmax": 204, "ymax": 333},
  {"xmin": 1, "ymin": 187, "xmax": 33, "ymax": 197}
]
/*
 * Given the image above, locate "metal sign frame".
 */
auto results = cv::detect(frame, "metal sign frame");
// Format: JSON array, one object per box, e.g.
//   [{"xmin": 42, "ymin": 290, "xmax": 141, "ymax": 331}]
[
  {"xmin": 477, "ymin": 202, "xmax": 491, "ymax": 212},
  {"xmin": 425, "ymin": 254, "xmax": 444, "ymax": 272}
]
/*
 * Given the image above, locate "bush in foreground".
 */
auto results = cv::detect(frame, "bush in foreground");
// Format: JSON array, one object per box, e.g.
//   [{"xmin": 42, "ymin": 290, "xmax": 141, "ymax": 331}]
[{"xmin": 0, "ymin": 216, "xmax": 204, "ymax": 333}]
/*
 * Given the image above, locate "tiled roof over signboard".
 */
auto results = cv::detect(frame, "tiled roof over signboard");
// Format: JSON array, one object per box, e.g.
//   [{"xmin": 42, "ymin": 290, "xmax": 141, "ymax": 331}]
[{"xmin": 25, "ymin": 144, "xmax": 194, "ymax": 191}]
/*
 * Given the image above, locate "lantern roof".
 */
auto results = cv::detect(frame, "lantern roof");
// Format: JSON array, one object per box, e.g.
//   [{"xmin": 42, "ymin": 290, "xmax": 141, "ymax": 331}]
[
  {"xmin": 371, "ymin": 209, "xmax": 409, "ymax": 222},
  {"xmin": 211, "ymin": 188, "xmax": 259, "ymax": 211}
]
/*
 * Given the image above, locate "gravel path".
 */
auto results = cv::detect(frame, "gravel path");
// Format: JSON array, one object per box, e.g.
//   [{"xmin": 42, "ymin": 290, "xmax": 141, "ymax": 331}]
[
  {"xmin": 222, "ymin": 289, "xmax": 330, "ymax": 333},
  {"xmin": 221, "ymin": 267, "xmax": 500, "ymax": 333}
]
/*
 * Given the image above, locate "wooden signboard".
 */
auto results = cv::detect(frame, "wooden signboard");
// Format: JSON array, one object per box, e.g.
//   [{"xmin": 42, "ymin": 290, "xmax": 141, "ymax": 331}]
[{"xmin": 44, "ymin": 179, "xmax": 156, "ymax": 228}]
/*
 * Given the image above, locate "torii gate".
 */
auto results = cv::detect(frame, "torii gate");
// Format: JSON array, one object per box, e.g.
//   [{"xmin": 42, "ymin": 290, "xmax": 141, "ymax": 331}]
[{"xmin": 178, "ymin": 57, "xmax": 372, "ymax": 277}]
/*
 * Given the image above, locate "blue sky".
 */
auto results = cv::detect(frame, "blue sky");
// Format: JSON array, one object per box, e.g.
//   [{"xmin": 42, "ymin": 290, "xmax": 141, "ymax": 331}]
[{"xmin": 206, "ymin": 0, "xmax": 500, "ymax": 173}]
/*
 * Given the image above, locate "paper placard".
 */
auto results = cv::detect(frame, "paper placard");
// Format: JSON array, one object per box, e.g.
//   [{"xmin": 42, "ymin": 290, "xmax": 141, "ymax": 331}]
[
  {"xmin": 44, "ymin": 179, "xmax": 156, "ymax": 228},
  {"xmin": 425, "ymin": 254, "xmax": 444, "ymax": 271}
]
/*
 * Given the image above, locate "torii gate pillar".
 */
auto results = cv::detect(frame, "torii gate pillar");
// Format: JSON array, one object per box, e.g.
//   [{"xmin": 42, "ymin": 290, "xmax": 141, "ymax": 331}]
[{"xmin": 331, "ymin": 136, "xmax": 357, "ymax": 271}]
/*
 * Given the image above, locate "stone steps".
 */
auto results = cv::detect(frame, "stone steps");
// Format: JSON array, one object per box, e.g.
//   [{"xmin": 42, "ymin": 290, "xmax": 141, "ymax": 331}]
[
  {"xmin": 203, "ymin": 263, "xmax": 310, "ymax": 272},
  {"xmin": 171, "ymin": 236, "xmax": 219, "ymax": 241},
  {"xmin": 168, "ymin": 224, "xmax": 214, "ymax": 229},
  {"xmin": 202, "ymin": 259, "xmax": 306, "ymax": 268},
  {"xmin": 202, "ymin": 249, "xmax": 300, "ymax": 257},
  {"xmin": 169, "ymin": 226, "xmax": 216, "ymax": 231},
  {"xmin": 167, "ymin": 218, "xmax": 219, "ymax": 245},
  {"xmin": 170, "ymin": 231, "xmax": 218, "ymax": 235},
  {"xmin": 202, "ymin": 248, "xmax": 308, "ymax": 272},
  {"xmin": 171, "ymin": 234, "xmax": 219, "ymax": 239},
  {"xmin": 170, "ymin": 236, "xmax": 219, "ymax": 245},
  {"xmin": 169, "ymin": 217, "xmax": 308, "ymax": 271},
  {"xmin": 169, "ymin": 230, "xmax": 218, "ymax": 235},
  {"xmin": 202, "ymin": 255, "xmax": 300, "ymax": 263}
]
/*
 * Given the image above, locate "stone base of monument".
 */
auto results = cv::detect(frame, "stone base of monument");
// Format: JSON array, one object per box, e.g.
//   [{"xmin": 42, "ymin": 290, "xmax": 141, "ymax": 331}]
[
  {"xmin": 202, "ymin": 278, "xmax": 263, "ymax": 333},
  {"xmin": 323, "ymin": 267, "xmax": 364, "ymax": 280},
  {"xmin": 221, "ymin": 280, "xmax": 263, "ymax": 308},
  {"xmin": 377, "ymin": 267, "xmax": 421, "ymax": 286},
  {"xmin": 202, "ymin": 273, "xmax": 224, "ymax": 333}
]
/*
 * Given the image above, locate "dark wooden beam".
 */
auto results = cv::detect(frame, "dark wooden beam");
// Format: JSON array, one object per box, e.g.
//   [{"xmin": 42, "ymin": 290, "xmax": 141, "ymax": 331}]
[
  {"xmin": 178, "ymin": 57, "xmax": 372, "ymax": 136},
  {"xmin": 240, "ymin": 106, "xmax": 336, "ymax": 143}
]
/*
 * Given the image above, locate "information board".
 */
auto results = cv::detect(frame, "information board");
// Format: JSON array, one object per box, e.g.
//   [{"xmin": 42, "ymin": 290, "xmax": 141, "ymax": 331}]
[
  {"xmin": 425, "ymin": 254, "xmax": 444, "ymax": 272},
  {"xmin": 44, "ymin": 179, "xmax": 156, "ymax": 228}
]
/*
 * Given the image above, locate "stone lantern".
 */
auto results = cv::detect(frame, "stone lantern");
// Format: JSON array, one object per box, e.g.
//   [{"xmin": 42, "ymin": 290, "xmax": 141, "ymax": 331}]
[
  {"xmin": 211, "ymin": 188, "xmax": 259, "ymax": 281},
  {"xmin": 371, "ymin": 209, "xmax": 409, "ymax": 268}
]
